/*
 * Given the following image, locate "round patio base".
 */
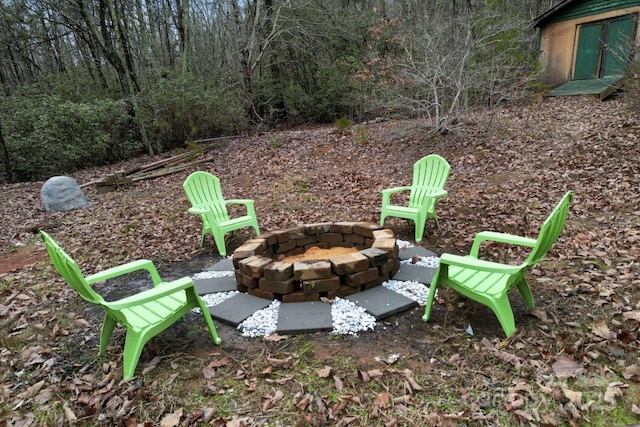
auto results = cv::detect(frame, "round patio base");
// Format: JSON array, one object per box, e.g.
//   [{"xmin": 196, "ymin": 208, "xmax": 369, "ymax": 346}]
[{"xmin": 231, "ymin": 222, "xmax": 400, "ymax": 302}]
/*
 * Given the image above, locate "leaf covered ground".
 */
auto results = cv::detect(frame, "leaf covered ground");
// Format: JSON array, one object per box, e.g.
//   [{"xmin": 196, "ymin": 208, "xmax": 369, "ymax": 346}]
[{"xmin": 1, "ymin": 96, "xmax": 639, "ymax": 426}]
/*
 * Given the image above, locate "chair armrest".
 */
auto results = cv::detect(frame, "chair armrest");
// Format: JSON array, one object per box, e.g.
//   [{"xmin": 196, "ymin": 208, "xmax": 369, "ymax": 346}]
[
  {"xmin": 225, "ymin": 199, "xmax": 256, "ymax": 215},
  {"xmin": 382, "ymin": 186, "xmax": 411, "ymax": 204},
  {"xmin": 469, "ymin": 231, "xmax": 537, "ymax": 258},
  {"xmin": 440, "ymin": 253, "xmax": 523, "ymax": 274},
  {"xmin": 225, "ymin": 199, "xmax": 255, "ymax": 207},
  {"xmin": 106, "ymin": 277, "xmax": 195, "ymax": 310},
  {"xmin": 85, "ymin": 259, "xmax": 163, "ymax": 286},
  {"xmin": 426, "ymin": 188, "xmax": 448, "ymax": 199},
  {"xmin": 188, "ymin": 206, "xmax": 208, "ymax": 215},
  {"xmin": 381, "ymin": 186, "xmax": 411, "ymax": 196}
]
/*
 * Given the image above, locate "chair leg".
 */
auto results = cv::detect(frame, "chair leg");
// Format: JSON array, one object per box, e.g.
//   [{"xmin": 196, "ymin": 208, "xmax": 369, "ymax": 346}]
[
  {"xmin": 196, "ymin": 298, "xmax": 222, "ymax": 345},
  {"xmin": 122, "ymin": 332, "xmax": 146, "ymax": 380},
  {"xmin": 422, "ymin": 274, "xmax": 440, "ymax": 322},
  {"xmin": 414, "ymin": 219, "xmax": 426, "ymax": 242},
  {"xmin": 212, "ymin": 229, "xmax": 228, "ymax": 257},
  {"xmin": 100, "ymin": 316, "xmax": 117, "ymax": 355},
  {"xmin": 433, "ymin": 215, "xmax": 440, "ymax": 231},
  {"xmin": 487, "ymin": 295, "xmax": 517, "ymax": 337},
  {"xmin": 516, "ymin": 279, "xmax": 535, "ymax": 309},
  {"xmin": 199, "ymin": 221, "xmax": 208, "ymax": 247}
]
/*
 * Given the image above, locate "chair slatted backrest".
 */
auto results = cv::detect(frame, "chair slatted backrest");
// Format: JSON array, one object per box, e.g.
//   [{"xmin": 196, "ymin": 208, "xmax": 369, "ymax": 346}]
[
  {"xmin": 525, "ymin": 191, "xmax": 573, "ymax": 267},
  {"xmin": 409, "ymin": 155, "xmax": 450, "ymax": 208},
  {"xmin": 183, "ymin": 171, "xmax": 230, "ymax": 221},
  {"xmin": 40, "ymin": 231, "xmax": 103, "ymax": 305}
]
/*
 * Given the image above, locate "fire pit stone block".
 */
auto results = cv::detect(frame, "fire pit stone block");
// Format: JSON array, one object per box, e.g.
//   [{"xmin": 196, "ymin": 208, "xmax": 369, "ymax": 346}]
[{"xmin": 232, "ymin": 221, "xmax": 399, "ymax": 301}]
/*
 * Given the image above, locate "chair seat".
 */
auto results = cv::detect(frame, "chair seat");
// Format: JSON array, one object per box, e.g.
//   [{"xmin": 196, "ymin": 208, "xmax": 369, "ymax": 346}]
[
  {"xmin": 382, "ymin": 206, "xmax": 420, "ymax": 216},
  {"xmin": 219, "ymin": 215, "xmax": 256, "ymax": 229},
  {"xmin": 448, "ymin": 264, "xmax": 511, "ymax": 299},
  {"xmin": 120, "ymin": 293, "xmax": 187, "ymax": 331}
]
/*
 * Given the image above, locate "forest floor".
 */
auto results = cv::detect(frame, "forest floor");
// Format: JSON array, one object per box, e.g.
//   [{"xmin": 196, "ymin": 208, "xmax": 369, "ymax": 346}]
[{"xmin": 1, "ymin": 96, "xmax": 639, "ymax": 426}]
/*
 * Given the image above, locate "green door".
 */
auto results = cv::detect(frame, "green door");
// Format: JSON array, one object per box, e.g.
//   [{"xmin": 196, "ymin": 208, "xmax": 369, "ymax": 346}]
[
  {"xmin": 574, "ymin": 16, "xmax": 636, "ymax": 80},
  {"xmin": 602, "ymin": 17, "xmax": 635, "ymax": 77},
  {"xmin": 574, "ymin": 22, "xmax": 603, "ymax": 79}
]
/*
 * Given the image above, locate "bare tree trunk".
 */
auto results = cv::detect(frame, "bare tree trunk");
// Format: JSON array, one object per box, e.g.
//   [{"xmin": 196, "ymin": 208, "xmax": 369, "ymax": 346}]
[
  {"xmin": 178, "ymin": 0, "xmax": 190, "ymax": 74},
  {"xmin": 77, "ymin": 0, "xmax": 154, "ymax": 155},
  {"xmin": 233, "ymin": 0, "xmax": 257, "ymax": 119},
  {"xmin": 0, "ymin": 122, "xmax": 12, "ymax": 183}
]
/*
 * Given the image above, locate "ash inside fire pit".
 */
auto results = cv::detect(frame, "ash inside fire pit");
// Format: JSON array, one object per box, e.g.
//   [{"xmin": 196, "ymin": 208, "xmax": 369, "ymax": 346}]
[
  {"xmin": 281, "ymin": 246, "xmax": 358, "ymax": 262},
  {"xmin": 232, "ymin": 222, "xmax": 400, "ymax": 303}
]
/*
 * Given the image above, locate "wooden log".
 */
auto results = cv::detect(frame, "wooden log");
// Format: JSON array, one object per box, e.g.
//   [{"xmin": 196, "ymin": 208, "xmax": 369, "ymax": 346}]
[
  {"xmin": 129, "ymin": 156, "xmax": 216, "ymax": 182},
  {"xmin": 123, "ymin": 150, "xmax": 196, "ymax": 176}
]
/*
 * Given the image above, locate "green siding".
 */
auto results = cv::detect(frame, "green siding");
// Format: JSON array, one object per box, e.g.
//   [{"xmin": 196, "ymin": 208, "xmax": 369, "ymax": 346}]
[
  {"xmin": 573, "ymin": 16, "xmax": 635, "ymax": 79},
  {"xmin": 547, "ymin": 0, "xmax": 640, "ymax": 24},
  {"xmin": 574, "ymin": 23, "xmax": 604, "ymax": 79},
  {"xmin": 602, "ymin": 16, "xmax": 636, "ymax": 76}
]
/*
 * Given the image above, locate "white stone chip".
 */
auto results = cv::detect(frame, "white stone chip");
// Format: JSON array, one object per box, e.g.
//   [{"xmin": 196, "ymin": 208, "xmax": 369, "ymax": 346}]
[
  {"xmin": 396, "ymin": 239, "xmax": 414, "ymax": 249},
  {"xmin": 400, "ymin": 255, "xmax": 440, "ymax": 268},
  {"xmin": 383, "ymin": 280, "xmax": 432, "ymax": 306},
  {"xmin": 192, "ymin": 290, "xmax": 238, "ymax": 314},
  {"xmin": 192, "ymin": 270, "xmax": 235, "ymax": 280},
  {"xmin": 238, "ymin": 300, "xmax": 281, "ymax": 338},
  {"xmin": 201, "ymin": 290, "xmax": 239, "ymax": 307},
  {"xmin": 331, "ymin": 297, "xmax": 377, "ymax": 336}
]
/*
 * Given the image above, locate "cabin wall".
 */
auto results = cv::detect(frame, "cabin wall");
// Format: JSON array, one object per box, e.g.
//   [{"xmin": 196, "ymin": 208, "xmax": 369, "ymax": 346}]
[{"xmin": 539, "ymin": 7, "xmax": 640, "ymax": 85}]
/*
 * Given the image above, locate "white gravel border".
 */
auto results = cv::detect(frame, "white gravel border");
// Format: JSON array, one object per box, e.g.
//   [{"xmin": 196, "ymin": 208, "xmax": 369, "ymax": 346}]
[{"xmin": 194, "ymin": 241, "xmax": 437, "ymax": 337}]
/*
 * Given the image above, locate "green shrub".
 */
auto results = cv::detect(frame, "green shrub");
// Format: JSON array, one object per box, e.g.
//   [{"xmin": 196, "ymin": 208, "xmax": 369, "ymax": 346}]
[
  {"xmin": 334, "ymin": 117, "xmax": 351, "ymax": 132},
  {"xmin": 3, "ymin": 95, "xmax": 140, "ymax": 181},
  {"xmin": 622, "ymin": 44, "xmax": 640, "ymax": 109},
  {"xmin": 138, "ymin": 74, "xmax": 247, "ymax": 150}
]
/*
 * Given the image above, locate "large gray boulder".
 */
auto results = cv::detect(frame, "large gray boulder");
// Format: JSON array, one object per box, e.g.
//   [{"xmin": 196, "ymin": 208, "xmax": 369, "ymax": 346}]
[{"xmin": 41, "ymin": 176, "xmax": 90, "ymax": 212}]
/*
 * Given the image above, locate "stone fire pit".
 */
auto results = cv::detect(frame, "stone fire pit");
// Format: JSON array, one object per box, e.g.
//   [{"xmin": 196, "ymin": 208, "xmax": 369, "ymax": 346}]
[{"xmin": 231, "ymin": 222, "xmax": 400, "ymax": 303}]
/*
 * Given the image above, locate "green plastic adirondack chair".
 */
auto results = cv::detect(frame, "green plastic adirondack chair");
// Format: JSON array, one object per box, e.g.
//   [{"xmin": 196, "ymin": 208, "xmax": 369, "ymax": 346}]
[
  {"xmin": 380, "ymin": 154, "xmax": 450, "ymax": 242},
  {"xmin": 183, "ymin": 171, "xmax": 260, "ymax": 256},
  {"xmin": 40, "ymin": 231, "xmax": 222, "ymax": 380},
  {"xmin": 422, "ymin": 191, "xmax": 573, "ymax": 337}
]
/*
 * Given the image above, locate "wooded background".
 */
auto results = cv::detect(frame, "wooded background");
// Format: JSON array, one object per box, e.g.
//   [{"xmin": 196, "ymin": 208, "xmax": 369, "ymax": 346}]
[{"xmin": 0, "ymin": 0, "xmax": 559, "ymax": 182}]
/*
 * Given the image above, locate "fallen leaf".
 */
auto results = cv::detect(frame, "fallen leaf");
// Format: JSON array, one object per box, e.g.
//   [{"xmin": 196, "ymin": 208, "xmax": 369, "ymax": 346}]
[
  {"xmin": 623, "ymin": 311, "xmax": 640, "ymax": 322},
  {"xmin": 264, "ymin": 333, "xmax": 288, "ymax": 342},
  {"xmin": 623, "ymin": 365, "xmax": 640, "ymax": 381},
  {"xmin": 317, "ymin": 365, "xmax": 332, "ymax": 378},
  {"xmin": 374, "ymin": 392, "xmax": 390, "ymax": 408},
  {"xmin": 403, "ymin": 371, "xmax": 425, "ymax": 391},
  {"xmin": 64, "ymin": 406, "xmax": 77, "ymax": 424},
  {"xmin": 604, "ymin": 383, "xmax": 624, "ymax": 405},
  {"xmin": 367, "ymin": 369, "xmax": 384, "ymax": 378},
  {"xmin": 202, "ymin": 366, "xmax": 216, "ymax": 379},
  {"xmin": 208, "ymin": 357, "xmax": 229, "ymax": 368},
  {"xmin": 296, "ymin": 395, "xmax": 311, "ymax": 411},
  {"xmin": 142, "ymin": 356, "xmax": 161, "ymax": 375},
  {"xmin": 552, "ymin": 355, "xmax": 585, "ymax": 377},
  {"xmin": 267, "ymin": 356, "xmax": 293, "ymax": 368},
  {"xmin": 561, "ymin": 387, "xmax": 582, "ymax": 406},
  {"xmin": 329, "ymin": 400, "xmax": 346, "ymax": 418},
  {"xmin": 591, "ymin": 321, "xmax": 613, "ymax": 340},
  {"xmin": 160, "ymin": 408, "xmax": 183, "ymax": 427}
]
